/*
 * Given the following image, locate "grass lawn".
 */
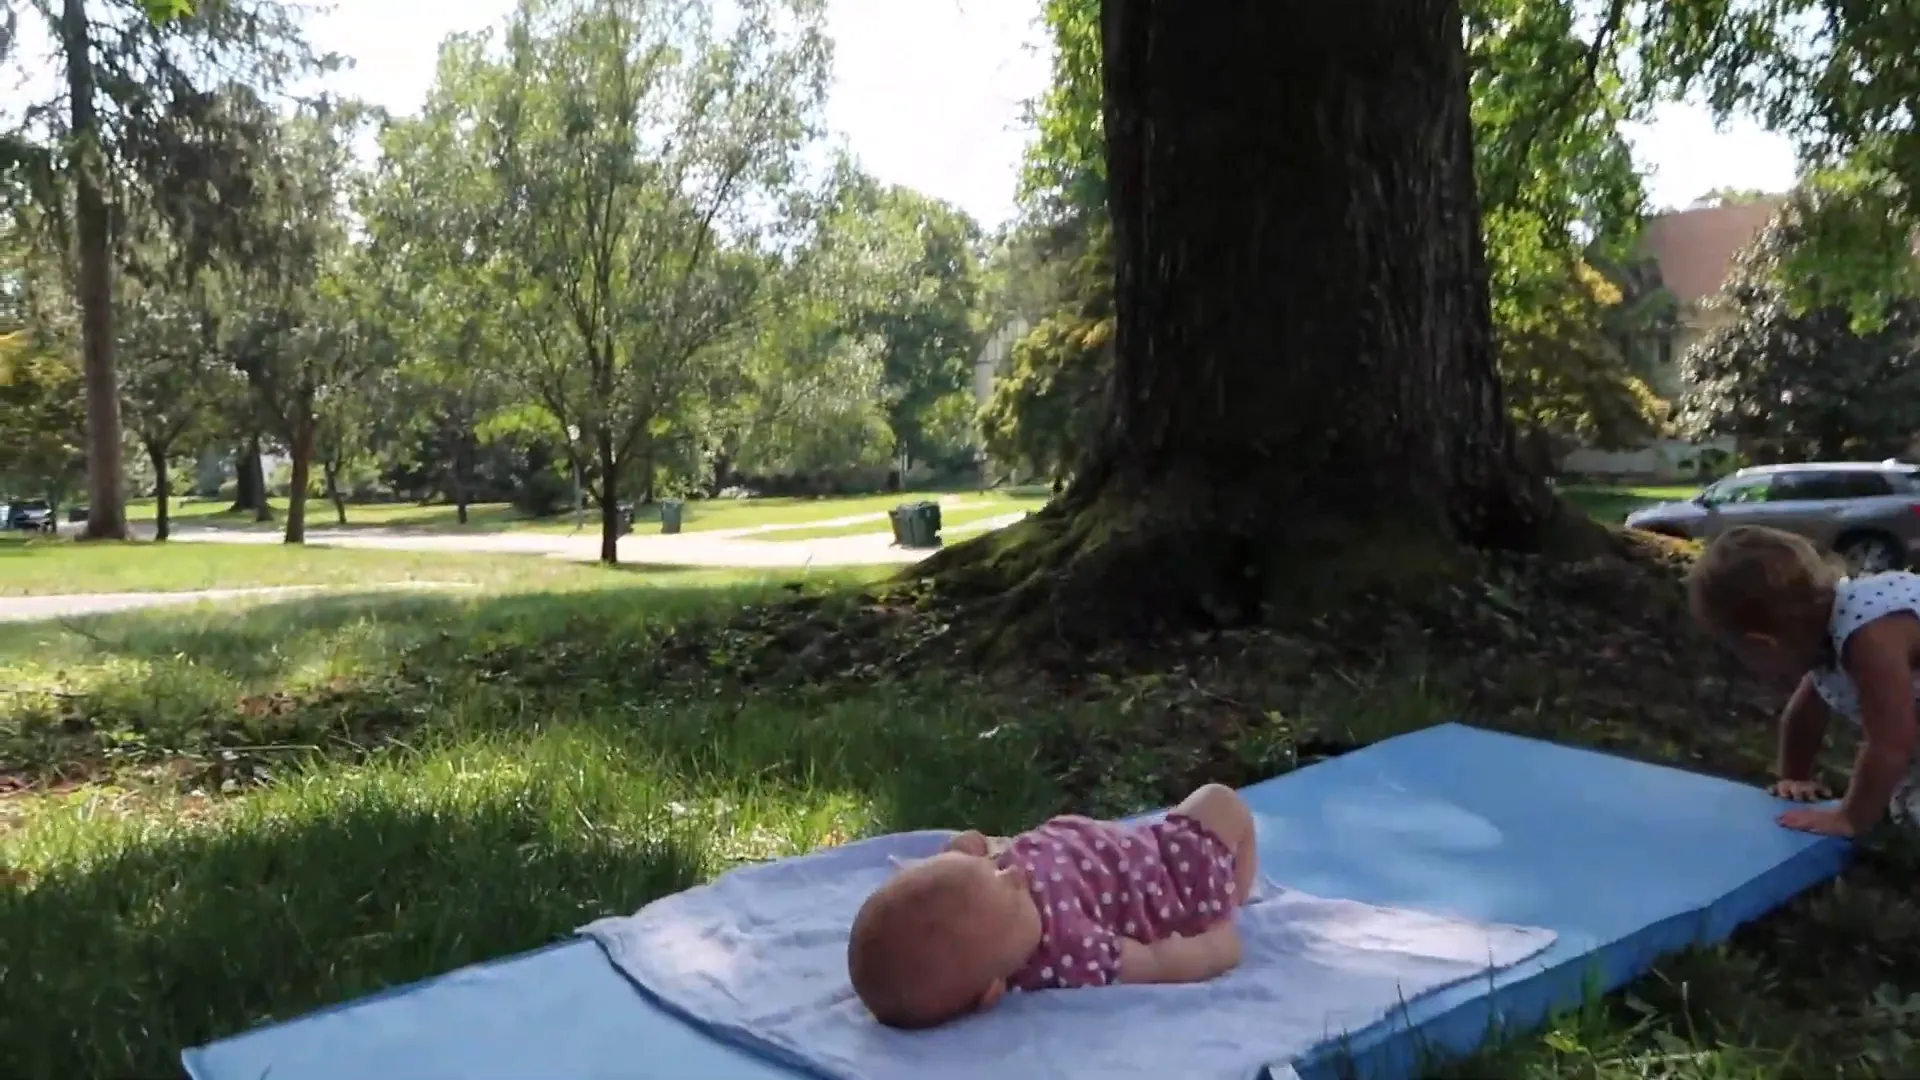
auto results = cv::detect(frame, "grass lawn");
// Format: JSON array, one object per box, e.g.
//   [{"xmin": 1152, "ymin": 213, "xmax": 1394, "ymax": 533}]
[
  {"xmin": 1558, "ymin": 482, "xmax": 1698, "ymax": 524},
  {"xmin": 0, "ymin": 534, "xmax": 641, "ymax": 596},
  {"xmin": 2, "ymin": 502, "xmax": 1913, "ymax": 1079},
  {"xmin": 124, "ymin": 487, "xmax": 1040, "ymax": 538}
]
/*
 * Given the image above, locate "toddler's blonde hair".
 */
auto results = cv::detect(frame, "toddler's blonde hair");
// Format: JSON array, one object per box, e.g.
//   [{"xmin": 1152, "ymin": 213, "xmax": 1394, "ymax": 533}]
[{"xmin": 1687, "ymin": 525, "xmax": 1842, "ymax": 641}]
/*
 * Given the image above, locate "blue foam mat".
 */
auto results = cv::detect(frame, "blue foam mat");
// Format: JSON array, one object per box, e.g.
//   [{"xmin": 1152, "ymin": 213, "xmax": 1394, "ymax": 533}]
[{"xmin": 182, "ymin": 723, "xmax": 1849, "ymax": 1080}]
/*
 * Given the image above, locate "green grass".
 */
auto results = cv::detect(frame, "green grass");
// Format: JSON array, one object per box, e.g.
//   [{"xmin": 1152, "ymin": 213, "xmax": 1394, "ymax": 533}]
[
  {"xmin": 1, "ymin": 504, "xmax": 1911, "ymax": 1080},
  {"xmin": 1559, "ymin": 482, "xmax": 1699, "ymax": 524},
  {"xmin": 0, "ymin": 572, "xmax": 1036, "ymax": 1077},
  {"xmin": 0, "ymin": 535, "xmax": 643, "ymax": 596},
  {"xmin": 124, "ymin": 488, "xmax": 1031, "ymax": 538}
]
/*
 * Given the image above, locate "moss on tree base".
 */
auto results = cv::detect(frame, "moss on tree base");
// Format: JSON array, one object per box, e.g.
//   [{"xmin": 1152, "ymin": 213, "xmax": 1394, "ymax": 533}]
[{"xmin": 908, "ymin": 484, "xmax": 1617, "ymax": 660}]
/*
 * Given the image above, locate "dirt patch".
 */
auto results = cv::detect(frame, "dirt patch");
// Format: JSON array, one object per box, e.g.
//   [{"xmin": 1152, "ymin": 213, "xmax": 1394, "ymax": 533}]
[{"xmin": 648, "ymin": 526, "xmax": 1787, "ymax": 795}]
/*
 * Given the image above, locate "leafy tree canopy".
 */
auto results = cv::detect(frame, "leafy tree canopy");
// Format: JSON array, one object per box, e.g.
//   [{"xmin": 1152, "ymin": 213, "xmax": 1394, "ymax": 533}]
[{"xmin": 1677, "ymin": 202, "xmax": 1920, "ymax": 461}]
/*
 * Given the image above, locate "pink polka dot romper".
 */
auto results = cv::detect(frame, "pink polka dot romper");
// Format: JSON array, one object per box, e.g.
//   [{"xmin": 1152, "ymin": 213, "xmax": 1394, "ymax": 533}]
[{"xmin": 996, "ymin": 813, "xmax": 1240, "ymax": 992}]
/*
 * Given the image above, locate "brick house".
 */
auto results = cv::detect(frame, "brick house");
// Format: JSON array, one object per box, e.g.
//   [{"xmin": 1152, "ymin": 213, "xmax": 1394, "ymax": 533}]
[
  {"xmin": 1637, "ymin": 196, "xmax": 1786, "ymax": 399},
  {"xmin": 1560, "ymin": 196, "xmax": 1783, "ymax": 479}
]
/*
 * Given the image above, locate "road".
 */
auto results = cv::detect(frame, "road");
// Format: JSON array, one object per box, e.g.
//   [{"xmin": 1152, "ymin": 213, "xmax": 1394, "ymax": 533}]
[{"xmin": 149, "ymin": 508, "xmax": 1029, "ymax": 569}]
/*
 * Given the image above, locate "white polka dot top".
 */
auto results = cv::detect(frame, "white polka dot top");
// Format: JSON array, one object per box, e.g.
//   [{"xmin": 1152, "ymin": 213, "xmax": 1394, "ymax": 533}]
[{"xmin": 1808, "ymin": 572, "xmax": 1920, "ymax": 722}]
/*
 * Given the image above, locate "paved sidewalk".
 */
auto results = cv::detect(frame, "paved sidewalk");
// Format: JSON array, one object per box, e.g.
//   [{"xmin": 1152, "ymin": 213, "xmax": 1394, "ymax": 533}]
[
  {"xmin": 0, "ymin": 512, "xmax": 1034, "ymax": 623},
  {"xmin": 154, "ymin": 509, "xmax": 1031, "ymax": 569}
]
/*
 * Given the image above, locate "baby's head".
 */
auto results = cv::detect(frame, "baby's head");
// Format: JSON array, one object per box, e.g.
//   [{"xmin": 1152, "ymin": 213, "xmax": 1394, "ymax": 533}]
[
  {"xmin": 847, "ymin": 850, "xmax": 1042, "ymax": 1029},
  {"xmin": 1689, "ymin": 524, "xmax": 1842, "ymax": 683}
]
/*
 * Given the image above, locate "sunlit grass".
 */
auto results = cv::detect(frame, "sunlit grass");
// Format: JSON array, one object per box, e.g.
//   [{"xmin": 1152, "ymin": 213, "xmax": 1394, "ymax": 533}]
[{"xmin": 0, "ymin": 535, "xmax": 642, "ymax": 596}]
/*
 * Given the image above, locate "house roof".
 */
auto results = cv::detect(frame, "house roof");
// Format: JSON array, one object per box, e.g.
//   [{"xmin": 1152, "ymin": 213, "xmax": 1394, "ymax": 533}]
[{"xmin": 1640, "ymin": 197, "xmax": 1785, "ymax": 305}]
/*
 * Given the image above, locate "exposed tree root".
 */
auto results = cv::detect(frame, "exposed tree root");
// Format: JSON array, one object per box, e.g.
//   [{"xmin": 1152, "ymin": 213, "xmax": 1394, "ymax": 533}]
[{"xmin": 909, "ymin": 482, "xmax": 1618, "ymax": 662}]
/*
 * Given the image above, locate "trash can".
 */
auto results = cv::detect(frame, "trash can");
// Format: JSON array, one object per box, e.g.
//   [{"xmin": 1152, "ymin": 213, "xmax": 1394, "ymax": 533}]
[
  {"xmin": 892, "ymin": 500, "xmax": 942, "ymax": 549},
  {"xmin": 659, "ymin": 498, "xmax": 685, "ymax": 535}
]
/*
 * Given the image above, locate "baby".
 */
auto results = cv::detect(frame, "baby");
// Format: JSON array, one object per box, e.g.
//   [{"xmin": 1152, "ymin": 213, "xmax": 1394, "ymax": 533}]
[
  {"xmin": 847, "ymin": 783, "xmax": 1257, "ymax": 1029},
  {"xmin": 1689, "ymin": 524, "xmax": 1920, "ymax": 837}
]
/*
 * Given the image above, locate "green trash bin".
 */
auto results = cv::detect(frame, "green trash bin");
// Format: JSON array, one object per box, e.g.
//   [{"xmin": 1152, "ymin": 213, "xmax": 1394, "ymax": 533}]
[
  {"xmin": 892, "ymin": 500, "xmax": 942, "ymax": 549},
  {"xmin": 659, "ymin": 498, "xmax": 685, "ymax": 535}
]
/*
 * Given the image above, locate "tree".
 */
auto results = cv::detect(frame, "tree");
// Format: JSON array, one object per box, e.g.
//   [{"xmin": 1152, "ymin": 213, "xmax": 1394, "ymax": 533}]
[
  {"xmin": 3, "ymin": 0, "xmax": 324, "ymax": 540},
  {"xmin": 220, "ymin": 103, "xmax": 391, "ymax": 545},
  {"xmin": 0, "ymin": 332, "xmax": 86, "ymax": 514},
  {"xmin": 1676, "ymin": 201, "xmax": 1920, "ymax": 461},
  {"xmin": 116, "ymin": 271, "xmax": 218, "ymax": 540},
  {"xmin": 978, "ymin": 221, "xmax": 1110, "ymax": 483},
  {"xmin": 825, "ymin": 178, "xmax": 985, "ymax": 471},
  {"xmin": 703, "ymin": 239, "xmax": 896, "ymax": 487},
  {"xmin": 926, "ymin": 0, "xmax": 1575, "ymax": 639},
  {"xmin": 1658, "ymin": 0, "xmax": 1920, "ymax": 322},
  {"xmin": 981, "ymin": 0, "xmax": 1669, "ymax": 493},
  {"xmin": 362, "ymin": 67, "xmax": 517, "ymax": 524},
  {"xmin": 314, "ymin": 372, "xmax": 377, "ymax": 524},
  {"xmin": 444, "ymin": 0, "xmax": 831, "ymax": 564}
]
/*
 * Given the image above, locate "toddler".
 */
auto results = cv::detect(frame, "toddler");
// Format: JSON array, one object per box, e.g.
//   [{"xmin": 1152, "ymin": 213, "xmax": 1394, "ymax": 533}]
[
  {"xmin": 1688, "ymin": 524, "xmax": 1920, "ymax": 837},
  {"xmin": 847, "ymin": 782, "xmax": 1257, "ymax": 1029}
]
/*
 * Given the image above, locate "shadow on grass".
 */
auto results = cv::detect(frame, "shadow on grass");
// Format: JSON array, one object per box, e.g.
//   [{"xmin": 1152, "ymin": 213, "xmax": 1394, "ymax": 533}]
[
  {"xmin": 0, "ymin": 625, "xmax": 1067, "ymax": 1079},
  {"xmin": 0, "ymin": 578, "xmax": 1064, "ymax": 825},
  {"xmin": 0, "ymin": 773, "xmax": 711, "ymax": 1079},
  {"xmin": 0, "ymin": 533, "xmax": 58, "ymax": 554}
]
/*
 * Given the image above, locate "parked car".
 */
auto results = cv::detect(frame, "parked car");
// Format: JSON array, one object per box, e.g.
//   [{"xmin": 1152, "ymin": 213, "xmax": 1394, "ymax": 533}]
[
  {"xmin": 5, "ymin": 499, "xmax": 55, "ymax": 533},
  {"xmin": 1624, "ymin": 460, "xmax": 1920, "ymax": 573}
]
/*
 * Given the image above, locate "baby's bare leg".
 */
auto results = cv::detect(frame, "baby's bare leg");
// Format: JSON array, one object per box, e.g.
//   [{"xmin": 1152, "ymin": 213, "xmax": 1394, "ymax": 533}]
[{"xmin": 1173, "ymin": 783, "xmax": 1258, "ymax": 901}]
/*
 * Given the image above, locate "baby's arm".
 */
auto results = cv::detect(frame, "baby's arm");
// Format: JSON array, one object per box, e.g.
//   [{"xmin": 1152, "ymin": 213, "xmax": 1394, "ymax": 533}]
[
  {"xmin": 946, "ymin": 831, "xmax": 1012, "ymax": 858},
  {"xmin": 1839, "ymin": 615, "xmax": 1920, "ymax": 832},
  {"xmin": 1115, "ymin": 922, "xmax": 1243, "ymax": 985},
  {"xmin": 1775, "ymin": 672, "xmax": 1832, "ymax": 784}
]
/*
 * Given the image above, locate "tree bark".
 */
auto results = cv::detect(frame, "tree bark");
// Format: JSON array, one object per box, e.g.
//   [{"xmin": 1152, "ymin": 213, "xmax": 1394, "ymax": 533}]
[
  {"xmin": 62, "ymin": 0, "xmax": 128, "ymax": 542},
  {"xmin": 922, "ymin": 0, "xmax": 1565, "ymax": 638},
  {"xmin": 285, "ymin": 425, "xmax": 313, "ymax": 545},
  {"xmin": 323, "ymin": 458, "xmax": 347, "ymax": 524},
  {"xmin": 451, "ymin": 430, "xmax": 471, "ymax": 525},
  {"xmin": 149, "ymin": 444, "xmax": 171, "ymax": 542},
  {"xmin": 597, "ymin": 432, "xmax": 620, "ymax": 565},
  {"xmin": 230, "ymin": 436, "xmax": 273, "ymax": 520}
]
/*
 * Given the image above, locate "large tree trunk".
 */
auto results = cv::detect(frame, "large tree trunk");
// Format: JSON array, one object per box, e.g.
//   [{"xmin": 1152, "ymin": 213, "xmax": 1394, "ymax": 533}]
[
  {"xmin": 922, "ymin": 0, "xmax": 1566, "ymax": 639},
  {"xmin": 62, "ymin": 0, "xmax": 128, "ymax": 542},
  {"xmin": 284, "ymin": 425, "xmax": 313, "ymax": 545},
  {"xmin": 149, "ymin": 444, "xmax": 171, "ymax": 542},
  {"xmin": 230, "ymin": 436, "xmax": 273, "ymax": 520}
]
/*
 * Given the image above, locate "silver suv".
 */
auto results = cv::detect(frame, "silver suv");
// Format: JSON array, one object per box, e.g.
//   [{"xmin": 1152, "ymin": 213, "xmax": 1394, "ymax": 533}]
[{"xmin": 1624, "ymin": 461, "xmax": 1920, "ymax": 573}]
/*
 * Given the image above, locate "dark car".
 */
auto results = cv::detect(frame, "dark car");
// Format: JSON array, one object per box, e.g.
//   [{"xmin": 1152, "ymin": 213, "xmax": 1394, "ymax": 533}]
[{"xmin": 6, "ymin": 499, "xmax": 55, "ymax": 532}]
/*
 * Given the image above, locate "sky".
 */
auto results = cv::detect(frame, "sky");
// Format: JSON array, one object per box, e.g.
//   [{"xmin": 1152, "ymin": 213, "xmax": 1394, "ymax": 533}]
[{"xmin": 11, "ymin": 0, "xmax": 1803, "ymax": 227}]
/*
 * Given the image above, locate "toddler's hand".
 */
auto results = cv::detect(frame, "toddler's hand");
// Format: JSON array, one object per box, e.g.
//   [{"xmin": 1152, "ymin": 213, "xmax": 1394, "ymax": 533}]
[{"xmin": 1767, "ymin": 779, "xmax": 1831, "ymax": 802}]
